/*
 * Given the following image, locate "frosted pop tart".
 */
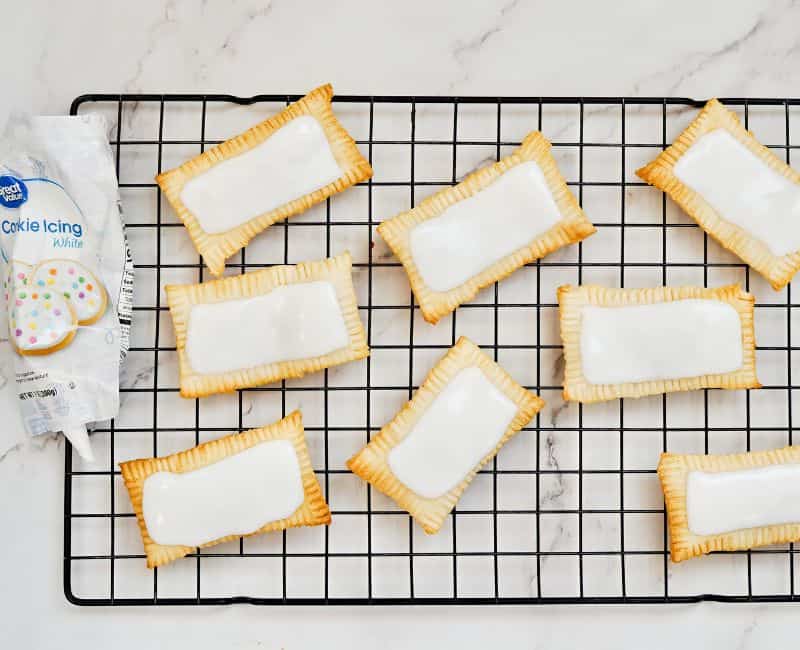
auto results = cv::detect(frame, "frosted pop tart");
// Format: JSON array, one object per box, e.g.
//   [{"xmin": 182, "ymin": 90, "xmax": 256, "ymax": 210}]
[{"xmin": 157, "ymin": 85, "xmax": 372, "ymax": 276}]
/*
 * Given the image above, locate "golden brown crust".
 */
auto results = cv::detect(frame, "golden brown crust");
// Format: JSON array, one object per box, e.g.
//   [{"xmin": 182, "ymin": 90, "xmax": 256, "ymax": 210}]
[
  {"xmin": 637, "ymin": 98, "xmax": 800, "ymax": 290},
  {"xmin": 347, "ymin": 337, "xmax": 544, "ymax": 534},
  {"xmin": 156, "ymin": 84, "xmax": 373, "ymax": 277},
  {"xmin": 658, "ymin": 445, "xmax": 800, "ymax": 562},
  {"xmin": 377, "ymin": 131, "xmax": 596, "ymax": 324},
  {"xmin": 119, "ymin": 411, "xmax": 330, "ymax": 568},
  {"xmin": 558, "ymin": 284, "xmax": 759, "ymax": 403},
  {"xmin": 165, "ymin": 252, "xmax": 369, "ymax": 398}
]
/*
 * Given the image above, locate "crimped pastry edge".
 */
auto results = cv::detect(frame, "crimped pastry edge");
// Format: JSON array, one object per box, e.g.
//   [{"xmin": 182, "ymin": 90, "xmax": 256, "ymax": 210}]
[
  {"xmin": 347, "ymin": 336, "xmax": 544, "ymax": 534},
  {"xmin": 558, "ymin": 283, "xmax": 759, "ymax": 403},
  {"xmin": 378, "ymin": 130, "xmax": 595, "ymax": 324},
  {"xmin": 156, "ymin": 84, "xmax": 373, "ymax": 276},
  {"xmin": 637, "ymin": 98, "xmax": 800, "ymax": 291},
  {"xmin": 119, "ymin": 411, "xmax": 331, "ymax": 568},
  {"xmin": 165, "ymin": 251, "xmax": 369, "ymax": 398},
  {"xmin": 658, "ymin": 445, "xmax": 800, "ymax": 562}
]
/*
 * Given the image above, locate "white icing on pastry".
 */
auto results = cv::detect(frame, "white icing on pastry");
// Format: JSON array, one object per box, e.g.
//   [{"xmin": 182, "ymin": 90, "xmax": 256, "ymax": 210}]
[
  {"xmin": 408, "ymin": 161, "xmax": 561, "ymax": 292},
  {"xmin": 388, "ymin": 366, "xmax": 517, "ymax": 499},
  {"xmin": 180, "ymin": 115, "xmax": 344, "ymax": 234},
  {"xmin": 580, "ymin": 299, "xmax": 743, "ymax": 385},
  {"xmin": 686, "ymin": 464, "xmax": 800, "ymax": 536},
  {"xmin": 142, "ymin": 439, "xmax": 304, "ymax": 547},
  {"xmin": 185, "ymin": 280, "xmax": 350, "ymax": 375},
  {"xmin": 674, "ymin": 128, "xmax": 800, "ymax": 257}
]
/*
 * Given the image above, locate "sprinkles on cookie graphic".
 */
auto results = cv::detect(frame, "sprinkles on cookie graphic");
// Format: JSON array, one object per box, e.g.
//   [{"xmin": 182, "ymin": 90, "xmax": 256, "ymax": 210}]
[
  {"xmin": 3, "ymin": 260, "xmax": 33, "ymax": 304},
  {"xmin": 31, "ymin": 259, "xmax": 107, "ymax": 326},
  {"xmin": 8, "ymin": 287, "xmax": 76, "ymax": 356}
]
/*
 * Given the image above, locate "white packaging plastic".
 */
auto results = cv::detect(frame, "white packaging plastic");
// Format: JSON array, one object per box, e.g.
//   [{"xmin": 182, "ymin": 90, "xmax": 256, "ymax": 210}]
[{"xmin": 0, "ymin": 115, "xmax": 133, "ymax": 461}]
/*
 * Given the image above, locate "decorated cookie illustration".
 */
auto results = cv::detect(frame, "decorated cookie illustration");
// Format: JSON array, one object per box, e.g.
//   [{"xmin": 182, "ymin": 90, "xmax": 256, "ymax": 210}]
[
  {"xmin": 31, "ymin": 259, "xmax": 107, "ymax": 326},
  {"xmin": 3, "ymin": 260, "xmax": 32, "ymax": 304},
  {"xmin": 8, "ymin": 285, "xmax": 77, "ymax": 355}
]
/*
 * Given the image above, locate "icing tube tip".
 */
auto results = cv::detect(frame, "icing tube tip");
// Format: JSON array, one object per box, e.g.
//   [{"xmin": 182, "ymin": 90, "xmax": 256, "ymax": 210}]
[{"xmin": 63, "ymin": 425, "xmax": 95, "ymax": 463}]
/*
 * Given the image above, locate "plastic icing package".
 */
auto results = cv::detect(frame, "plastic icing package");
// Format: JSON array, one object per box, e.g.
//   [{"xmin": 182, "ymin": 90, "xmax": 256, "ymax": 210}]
[{"xmin": 0, "ymin": 115, "xmax": 133, "ymax": 461}]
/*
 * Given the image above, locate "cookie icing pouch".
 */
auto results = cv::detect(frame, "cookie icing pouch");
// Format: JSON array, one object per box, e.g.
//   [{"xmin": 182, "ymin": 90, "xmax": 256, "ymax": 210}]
[{"xmin": 0, "ymin": 115, "xmax": 133, "ymax": 461}]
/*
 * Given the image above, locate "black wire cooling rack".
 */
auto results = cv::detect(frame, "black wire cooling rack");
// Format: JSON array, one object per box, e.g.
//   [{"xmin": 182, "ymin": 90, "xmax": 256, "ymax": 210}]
[{"xmin": 64, "ymin": 93, "xmax": 800, "ymax": 605}]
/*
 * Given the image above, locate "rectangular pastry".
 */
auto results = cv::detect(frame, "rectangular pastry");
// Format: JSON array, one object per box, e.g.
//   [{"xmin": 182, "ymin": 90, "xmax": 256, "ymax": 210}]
[
  {"xmin": 156, "ymin": 84, "xmax": 373, "ymax": 276},
  {"xmin": 637, "ymin": 98, "xmax": 800, "ymax": 290},
  {"xmin": 165, "ymin": 252, "xmax": 368, "ymax": 398},
  {"xmin": 119, "ymin": 411, "xmax": 330, "ymax": 568},
  {"xmin": 558, "ymin": 284, "xmax": 759, "ymax": 403},
  {"xmin": 658, "ymin": 445, "xmax": 800, "ymax": 562},
  {"xmin": 347, "ymin": 336, "xmax": 543, "ymax": 534},
  {"xmin": 377, "ymin": 131, "xmax": 595, "ymax": 324}
]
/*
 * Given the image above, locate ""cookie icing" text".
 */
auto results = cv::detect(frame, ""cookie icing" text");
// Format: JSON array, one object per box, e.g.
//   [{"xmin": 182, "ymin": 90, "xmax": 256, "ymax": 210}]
[{"xmin": 1, "ymin": 217, "xmax": 83, "ymax": 238}]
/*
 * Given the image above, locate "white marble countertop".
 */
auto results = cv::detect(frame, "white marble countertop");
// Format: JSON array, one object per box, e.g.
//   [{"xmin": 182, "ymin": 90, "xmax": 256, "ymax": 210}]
[{"xmin": 3, "ymin": 1, "xmax": 800, "ymax": 647}]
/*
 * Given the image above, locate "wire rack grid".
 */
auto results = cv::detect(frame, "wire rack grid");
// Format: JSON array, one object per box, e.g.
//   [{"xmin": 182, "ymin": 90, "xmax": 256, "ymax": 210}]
[{"xmin": 64, "ymin": 93, "xmax": 800, "ymax": 605}]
